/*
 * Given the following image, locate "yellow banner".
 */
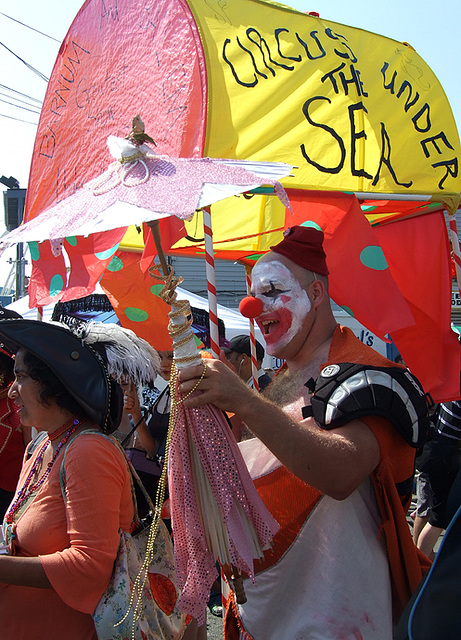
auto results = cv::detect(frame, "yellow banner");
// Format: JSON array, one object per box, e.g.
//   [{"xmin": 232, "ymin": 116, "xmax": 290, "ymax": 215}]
[{"xmin": 187, "ymin": 0, "xmax": 461, "ymax": 197}]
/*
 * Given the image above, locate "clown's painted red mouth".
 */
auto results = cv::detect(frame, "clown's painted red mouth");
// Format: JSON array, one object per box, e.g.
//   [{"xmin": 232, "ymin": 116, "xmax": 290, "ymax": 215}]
[{"xmin": 257, "ymin": 308, "xmax": 293, "ymax": 346}]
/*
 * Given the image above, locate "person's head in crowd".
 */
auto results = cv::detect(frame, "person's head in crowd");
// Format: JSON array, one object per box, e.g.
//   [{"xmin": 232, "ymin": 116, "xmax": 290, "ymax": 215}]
[
  {"xmin": 223, "ymin": 334, "xmax": 265, "ymax": 382},
  {"xmin": 158, "ymin": 351, "xmax": 174, "ymax": 381},
  {"xmin": 0, "ymin": 319, "xmax": 124, "ymax": 434},
  {"xmin": 0, "ymin": 349, "xmax": 15, "ymax": 391},
  {"xmin": 0, "ymin": 307, "xmax": 22, "ymax": 392}
]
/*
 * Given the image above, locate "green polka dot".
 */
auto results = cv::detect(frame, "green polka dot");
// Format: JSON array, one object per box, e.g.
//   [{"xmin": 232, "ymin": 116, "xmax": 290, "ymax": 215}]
[
  {"xmin": 28, "ymin": 241, "xmax": 40, "ymax": 261},
  {"xmin": 193, "ymin": 334, "xmax": 204, "ymax": 348},
  {"xmin": 107, "ymin": 256, "xmax": 124, "ymax": 272},
  {"xmin": 66, "ymin": 236, "xmax": 77, "ymax": 247},
  {"xmin": 95, "ymin": 243, "xmax": 120, "ymax": 261},
  {"xmin": 150, "ymin": 284, "xmax": 164, "ymax": 297},
  {"xmin": 49, "ymin": 274, "xmax": 64, "ymax": 297},
  {"xmin": 361, "ymin": 205, "xmax": 377, "ymax": 212},
  {"xmin": 341, "ymin": 306, "xmax": 355, "ymax": 317},
  {"xmin": 125, "ymin": 307, "xmax": 149, "ymax": 322},
  {"xmin": 300, "ymin": 220, "xmax": 323, "ymax": 231},
  {"xmin": 360, "ymin": 246, "xmax": 388, "ymax": 271},
  {"xmin": 246, "ymin": 254, "xmax": 264, "ymax": 261}
]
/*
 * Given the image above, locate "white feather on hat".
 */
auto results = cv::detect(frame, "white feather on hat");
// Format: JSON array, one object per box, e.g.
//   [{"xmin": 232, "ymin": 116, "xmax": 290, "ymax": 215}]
[{"xmin": 80, "ymin": 322, "xmax": 160, "ymax": 386}]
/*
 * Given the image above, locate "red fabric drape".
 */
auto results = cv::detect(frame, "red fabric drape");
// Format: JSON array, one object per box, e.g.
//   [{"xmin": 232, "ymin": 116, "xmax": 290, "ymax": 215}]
[
  {"xmin": 283, "ymin": 191, "xmax": 461, "ymax": 402},
  {"xmin": 284, "ymin": 190, "xmax": 414, "ymax": 339},
  {"xmin": 375, "ymin": 211, "xmax": 461, "ymax": 402},
  {"xmin": 100, "ymin": 251, "xmax": 172, "ymax": 350}
]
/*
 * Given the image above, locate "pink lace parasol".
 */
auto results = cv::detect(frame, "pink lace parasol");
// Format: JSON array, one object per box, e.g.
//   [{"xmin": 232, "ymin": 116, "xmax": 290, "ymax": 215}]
[
  {"xmin": 0, "ymin": 133, "xmax": 292, "ymax": 258},
  {"xmin": 150, "ymin": 265, "xmax": 279, "ymax": 624}
]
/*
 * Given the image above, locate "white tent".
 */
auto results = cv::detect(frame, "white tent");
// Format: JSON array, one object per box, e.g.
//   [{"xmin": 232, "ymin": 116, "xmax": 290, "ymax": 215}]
[
  {"xmin": 6, "ymin": 286, "xmax": 267, "ymax": 354},
  {"xmin": 6, "ymin": 287, "xmax": 390, "ymax": 366}
]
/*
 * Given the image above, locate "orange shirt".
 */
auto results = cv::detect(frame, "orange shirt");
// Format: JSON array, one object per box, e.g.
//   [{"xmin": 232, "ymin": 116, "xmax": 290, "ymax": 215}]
[
  {"xmin": 0, "ymin": 431, "xmax": 134, "ymax": 640},
  {"xmin": 325, "ymin": 326, "xmax": 430, "ymax": 618}
]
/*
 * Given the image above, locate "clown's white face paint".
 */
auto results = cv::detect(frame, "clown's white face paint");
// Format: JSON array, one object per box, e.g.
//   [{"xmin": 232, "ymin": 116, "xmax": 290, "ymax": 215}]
[{"xmin": 251, "ymin": 260, "xmax": 312, "ymax": 356}]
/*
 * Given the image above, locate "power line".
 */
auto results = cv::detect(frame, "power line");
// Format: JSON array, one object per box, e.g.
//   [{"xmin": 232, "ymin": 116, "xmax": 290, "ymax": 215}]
[
  {"xmin": 0, "ymin": 112, "xmax": 37, "ymax": 125},
  {"xmin": 0, "ymin": 41, "xmax": 49, "ymax": 82},
  {"xmin": 0, "ymin": 91, "xmax": 41, "ymax": 110},
  {"xmin": 0, "ymin": 97, "xmax": 41, "ymax": 114},
  {"xmin": 0, "ymin": 12, "xmax": 60, "ymax": 43},
  {"xmin": 0, "ymin": 84, "xmax": 42, "ymax": 105}
]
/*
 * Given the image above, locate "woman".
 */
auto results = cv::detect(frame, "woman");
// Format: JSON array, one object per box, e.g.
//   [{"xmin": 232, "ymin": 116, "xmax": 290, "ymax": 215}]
[
  {"xmin": 0, "ymin": 347, "xmax": 31, "ymax": 520},
  {"xmin": 0, "ymin": 319, "xmax": 133, "ymax": 640}
]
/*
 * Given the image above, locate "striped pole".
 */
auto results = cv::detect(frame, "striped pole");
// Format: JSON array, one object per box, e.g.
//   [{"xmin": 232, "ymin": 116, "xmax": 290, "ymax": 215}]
[
  {"xmin": 448, "ymin": 210, "xmax": 461, "ymax": 291},
  {"xmin": 202, "ymin": 207, "xmax": 220, "ymax": 358},
  {"xmin": 245, "ymin": 266, "xmax": 259, "ymax": 391}
]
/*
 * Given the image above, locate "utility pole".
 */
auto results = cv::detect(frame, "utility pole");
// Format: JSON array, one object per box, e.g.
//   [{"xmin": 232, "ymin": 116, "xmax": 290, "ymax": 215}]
[{"xmin": 1, "ymin": 176, "xmax": 27, "ymax": 301}]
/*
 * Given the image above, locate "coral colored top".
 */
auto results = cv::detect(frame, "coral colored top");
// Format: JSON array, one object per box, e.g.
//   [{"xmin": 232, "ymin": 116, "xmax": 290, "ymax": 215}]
[{"xmin": 0, "ymin": 430, "xmax": 134, "ymax": 640}]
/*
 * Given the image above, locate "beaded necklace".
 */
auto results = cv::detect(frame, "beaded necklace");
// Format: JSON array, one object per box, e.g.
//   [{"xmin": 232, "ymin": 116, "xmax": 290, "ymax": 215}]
[{"xmin": 4, "ymin": 417, "xmax": 80, "ymax": 526}]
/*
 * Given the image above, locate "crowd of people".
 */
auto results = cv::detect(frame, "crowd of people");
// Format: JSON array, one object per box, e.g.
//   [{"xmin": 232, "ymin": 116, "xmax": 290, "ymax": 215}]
[{"xmin": 0, "ymin": 225, "xmax": 460, "ymax": 639}]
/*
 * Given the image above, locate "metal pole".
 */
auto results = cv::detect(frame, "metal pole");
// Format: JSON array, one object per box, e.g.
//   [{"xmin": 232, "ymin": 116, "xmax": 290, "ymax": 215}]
[{"xmin": 15, "ymin": 243, "xmax": 26, "ymax": 300}]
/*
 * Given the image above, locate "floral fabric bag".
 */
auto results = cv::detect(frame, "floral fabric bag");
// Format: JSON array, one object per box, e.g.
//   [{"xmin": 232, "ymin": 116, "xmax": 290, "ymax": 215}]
[
  {"xmin": 60, "ymin": 429, "xmax": 186, "ymax": 640},
  {"xmin": 93, "ymin": 520, "xmax": 186, "ymax": 640}
]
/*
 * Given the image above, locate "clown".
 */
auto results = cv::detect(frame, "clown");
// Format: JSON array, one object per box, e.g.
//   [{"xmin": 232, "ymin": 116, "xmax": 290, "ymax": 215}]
[{"xmin": 178, "ymin": 226, "xmax": 430, "ymax": 640}]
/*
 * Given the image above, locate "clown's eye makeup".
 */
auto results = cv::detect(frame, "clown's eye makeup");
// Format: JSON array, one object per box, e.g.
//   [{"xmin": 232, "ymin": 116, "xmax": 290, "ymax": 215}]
[
  {"xmin": 257, "ymin": 282, "xmax": 290, "ymax": 298},
  {"xmin": 261, "ymin": 282, "xmax": 290, "ymax": 298},
  {"xmin": 251, "ymin": 261, "xmax": 298, "ymax": 304}
]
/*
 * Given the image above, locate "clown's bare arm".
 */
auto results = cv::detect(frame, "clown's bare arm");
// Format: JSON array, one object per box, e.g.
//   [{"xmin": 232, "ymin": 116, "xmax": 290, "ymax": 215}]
[{"xmin": 178, "ymin": 358, "xmax": 380, "ymax": 501}]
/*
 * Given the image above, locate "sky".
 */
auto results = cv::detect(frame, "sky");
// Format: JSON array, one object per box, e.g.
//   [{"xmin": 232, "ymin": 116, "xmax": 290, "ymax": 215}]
[{"xmin": 0, "ymin": 0, "xmax": 460, "ymax": 287}]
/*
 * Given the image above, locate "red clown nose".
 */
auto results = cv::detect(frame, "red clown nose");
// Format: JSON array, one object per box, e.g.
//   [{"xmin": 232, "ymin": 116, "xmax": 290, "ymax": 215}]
[{"xmin": 239, "ymin": 296, "xmax": 263, "ymax": 318}]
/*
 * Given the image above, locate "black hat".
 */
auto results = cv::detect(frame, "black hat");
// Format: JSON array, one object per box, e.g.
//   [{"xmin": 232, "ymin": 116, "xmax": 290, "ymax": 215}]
[
  {"xmin": 0, "ymin": 319, "xmax": 123, "ymax": 434},
  {"xmin": 0, "ymin": 306, "xmax": 22, "ymax": 320},
  {"xmin": 0, "ymin": 308, "xmax": 23, "ymax": 357},
  {"xmin": 223, "ymin": 334, "xmax": 265, "ymax": 362}
]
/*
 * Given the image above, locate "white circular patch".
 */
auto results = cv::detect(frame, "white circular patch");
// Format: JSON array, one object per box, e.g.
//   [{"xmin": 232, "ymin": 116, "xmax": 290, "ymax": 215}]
[{"xmin": 320, "ymin": 364, "xmax": 341, "ymax": 378}]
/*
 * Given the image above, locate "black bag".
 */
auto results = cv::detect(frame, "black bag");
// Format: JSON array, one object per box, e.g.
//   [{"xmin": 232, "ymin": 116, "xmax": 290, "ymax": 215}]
[{"xmin": 395, "ymin": 469, "xmax": 461, "ymax": 639}]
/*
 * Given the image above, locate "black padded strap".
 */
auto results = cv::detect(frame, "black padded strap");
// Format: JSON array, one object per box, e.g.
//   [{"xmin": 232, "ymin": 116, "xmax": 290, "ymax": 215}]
[{"xmin": 303, "ymin": 363, "xmax": 432, "ymax": 448}]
